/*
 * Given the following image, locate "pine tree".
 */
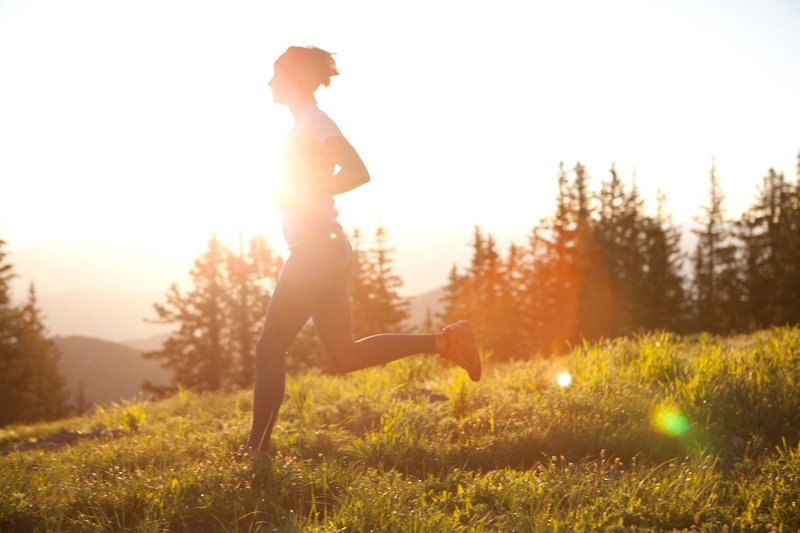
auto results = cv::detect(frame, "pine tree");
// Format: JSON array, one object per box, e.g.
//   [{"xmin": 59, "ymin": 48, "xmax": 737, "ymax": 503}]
[
  {"xmin": 348, "ymin": 226, "xmax": 375, "ymax": 339},
  {"xmin": 526, "ymin": 162, "xmax": 688, "ymax": 351},
  {"xmin": 594, "ymin": 164, "xmax": 645, "ymax": 336},
  {"xmin": 0, "ymin": 238, "xmax": 14, "ymax": 349},
  {"xmin": 1, "ymin": 242, "xmax": 24, "ymax": 423},
  {"xmin": 16, "ymin": 284, "xmax": 70, "ymax": 421},
  {"xmin": 691, "ymin": 161, "xmax": 744, "ymax": 333},
  {"xmin": 739, "ymin": 168, "xmax": 783, "ymax": 326},
  {"xmin": 787, "ymin": 152, "xmax": 800, "ymax": 322},
  {"xmin": 523, "ymin": 163, "xmax": 582, "ymax": 353},
  {"xmin": 348, "ymin": 224, "xmax": 409, "ymax": 338},
  {"xmin": 442, "ymin": 226, "xmax": 500, "ymax": 353},
  {"xmin": 367, "ymin": 224, "xmax": 410, "ymax": 333},
  {"xmin": 144, "ymin": 235, "xmax": 233, "ymax": 392},
  {"xmin": 640, "ymin": 192, "xmax": 687, "ymax": 331},
  {"xmin": 471, "ymin": 229, "xmax": 501, "ymax": 350},
  {"xmin": 285, "ymin": 322, "xmax": 327, "ymax": 373},
  {"xmin": 145, "ymin": 234, "xmax": 283, "ymax": 393},
  {"xmin": 739, "ymin": 163, "xmax": 800, "ymax": 327},
  {"xmin": 226, "ymin": 234, "xmax": 282, "ymax": 388},
  {"xmin": 491, "ymin": 242, "xmax": 528, "ymax": 360},
  {"xmin": 570, "ymin": 162, "xmax": 613, "ymax": 342},
  {"xmin": 438, "ymin": 263, "xmax": 466, "ymax": 327},
  {"xmin": 0, "ymin": 281, "xmax": 70, "ymax": 426},
  {"xmin": 442, "ymin": 226, "xmax": 537, "ymax": 361},
  {"xmin": 521, "ymin": 228, "xmax": 558, "ymax": 354}
]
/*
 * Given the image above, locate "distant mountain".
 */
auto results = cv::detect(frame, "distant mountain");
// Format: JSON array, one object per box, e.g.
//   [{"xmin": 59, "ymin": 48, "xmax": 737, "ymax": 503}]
[
  {"xmin": 407, "ymin": 287, "xmax": 446, "ymax": 330},
  {"xmin": 55, "ymin": 336, "xmax": 171, "ymax": 407},
  {"xmin": 122, "ymin": 333, "xmax": 172, "ymax": 353}
]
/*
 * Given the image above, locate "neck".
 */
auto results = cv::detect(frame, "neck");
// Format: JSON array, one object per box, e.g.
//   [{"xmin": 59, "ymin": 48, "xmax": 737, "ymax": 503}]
[{"xmin": 288, "ymin": 95, "xmax": 317, "ymax": 120}]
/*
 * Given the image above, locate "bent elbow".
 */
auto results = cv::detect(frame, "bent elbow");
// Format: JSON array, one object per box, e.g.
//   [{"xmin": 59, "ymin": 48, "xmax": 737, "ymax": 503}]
[{"xmin": 359, "ymin": 160, "xmax": 371, "ymax": 183}]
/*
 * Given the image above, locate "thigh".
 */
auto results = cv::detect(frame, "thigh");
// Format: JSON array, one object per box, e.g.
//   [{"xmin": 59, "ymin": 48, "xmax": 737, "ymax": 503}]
[
  {"xmin": 258, "ymin": 254, "xmax": 318, "ymax": 353},
  {"xmin": 311, "ymin": 279, "xmax": 355, "ymax": 365},
  {"xmin": 259, "ymin": 232, "xmax": 352, "ymax": 352}
]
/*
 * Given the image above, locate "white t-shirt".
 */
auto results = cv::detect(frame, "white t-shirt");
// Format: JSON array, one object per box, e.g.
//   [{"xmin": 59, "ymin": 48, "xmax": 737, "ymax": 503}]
[{"xmin": 278, "ymin": 104, "xmax": 343, "ymax": 248}]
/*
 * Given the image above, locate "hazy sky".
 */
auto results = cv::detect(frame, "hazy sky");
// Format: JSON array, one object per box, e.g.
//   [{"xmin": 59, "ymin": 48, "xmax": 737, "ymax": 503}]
[{"xmin": 2, "ymin": 0, "xmax": 799, "ymax": 305}]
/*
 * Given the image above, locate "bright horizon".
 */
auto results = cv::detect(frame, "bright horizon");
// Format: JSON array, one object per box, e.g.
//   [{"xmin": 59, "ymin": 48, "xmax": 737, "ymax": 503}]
[{"xmin": 1, "ymin": 0, "xmax": 799, "ymax": 339}]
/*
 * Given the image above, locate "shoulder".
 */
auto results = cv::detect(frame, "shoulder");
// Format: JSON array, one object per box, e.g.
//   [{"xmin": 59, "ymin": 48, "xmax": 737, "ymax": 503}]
[{"xmin": 298, "ymin": 105, "xmax": 343, "ymax": 143}]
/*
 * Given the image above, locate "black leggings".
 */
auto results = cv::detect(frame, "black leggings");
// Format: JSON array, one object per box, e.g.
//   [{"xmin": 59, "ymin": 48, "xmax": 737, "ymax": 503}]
[{"xmin": 247, "ymin": 226, "xmax": 437, "ymax": 451}]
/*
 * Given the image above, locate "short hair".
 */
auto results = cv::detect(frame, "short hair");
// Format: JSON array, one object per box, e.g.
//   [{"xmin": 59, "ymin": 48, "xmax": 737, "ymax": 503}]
[{"xmin": 275, "ymin": 46, "xmax": 339, "ymax": 93}]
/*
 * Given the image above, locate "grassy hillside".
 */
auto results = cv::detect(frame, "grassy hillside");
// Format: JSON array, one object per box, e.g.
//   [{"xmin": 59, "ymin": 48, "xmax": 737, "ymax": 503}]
[
  {"xmin": 2, "ymin": 328, "xmax": 799, "ymax": 531},
  {"xmin": 55, "ymin": 336, "xmax": 171, "ymax": 406}
]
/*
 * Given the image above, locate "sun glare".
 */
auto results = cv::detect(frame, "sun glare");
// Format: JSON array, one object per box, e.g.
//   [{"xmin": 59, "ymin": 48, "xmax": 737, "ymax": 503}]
[
  {"xmin": 556, "ymin": 371, "xmax": 573, "ymax": 388},
  {"xmin": 652, "ymin": 405, "xmax": 690, "ymax": 437}
]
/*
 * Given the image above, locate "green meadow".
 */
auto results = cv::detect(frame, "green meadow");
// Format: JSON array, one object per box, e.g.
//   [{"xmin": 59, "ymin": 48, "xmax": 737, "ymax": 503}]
[{"xmin": 2, "ymin": 328, "xmax": 799, "ymax": 532}]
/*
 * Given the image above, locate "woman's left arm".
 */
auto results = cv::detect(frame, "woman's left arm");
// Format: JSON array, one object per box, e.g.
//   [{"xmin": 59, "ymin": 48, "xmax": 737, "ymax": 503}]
[{"xmin": 322, "ymin": 136, "xmax": 371, "ymax": 195}]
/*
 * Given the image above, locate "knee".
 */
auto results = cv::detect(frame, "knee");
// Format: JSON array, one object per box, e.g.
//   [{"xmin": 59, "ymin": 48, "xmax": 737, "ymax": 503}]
[
  {"xmin": 326, "ymin": 355, "xmax": 350, "ymax": 375},
  {"xmin": 255, "ymin": 337, "xmax": 269, "ymax": 360},
  {"xmin": 326, "ymin": 347, "xmax": 357, "ymax": 375},
  {"xmin": 255, "ymin": 337, "xmax": 283, "ymax": 367}
]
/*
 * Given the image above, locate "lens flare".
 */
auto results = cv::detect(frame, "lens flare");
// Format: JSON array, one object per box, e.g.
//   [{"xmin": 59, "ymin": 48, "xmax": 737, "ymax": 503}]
[
  {"xmin": 652, "ymin": 405, "xmax": 690, "ymax": 437},
  {"xmin": 556, "ymin": 371, "xmax": 573, "ymax": 388},
  {"xmin": 328, "ymin": 231, "xmax": 338, "ymax": 239}
]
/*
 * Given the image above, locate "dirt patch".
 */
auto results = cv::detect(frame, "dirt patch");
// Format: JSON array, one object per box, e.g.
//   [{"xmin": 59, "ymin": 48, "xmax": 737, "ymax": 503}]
[{"xmin": 3, "ymin": 427, "xmax": 126, "ymax": 455}]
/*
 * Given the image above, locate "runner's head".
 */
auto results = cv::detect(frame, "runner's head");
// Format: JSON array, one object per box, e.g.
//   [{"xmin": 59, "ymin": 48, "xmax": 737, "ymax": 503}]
[{"xmin": 270, "ymin": 46, "xmax": 338, "ymax": 104}]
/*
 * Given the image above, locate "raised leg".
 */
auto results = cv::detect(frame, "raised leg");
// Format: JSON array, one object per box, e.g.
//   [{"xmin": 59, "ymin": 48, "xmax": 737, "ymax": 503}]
[{"xmin": 312, "ymin": 280, "xmax": 439, "ymax": 373}]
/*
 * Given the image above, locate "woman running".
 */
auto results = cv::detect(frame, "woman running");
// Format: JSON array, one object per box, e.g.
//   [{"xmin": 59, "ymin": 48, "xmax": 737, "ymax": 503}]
[{"xmin": 247, "ymin": 46, "xmax": 481, "ymax": 458}]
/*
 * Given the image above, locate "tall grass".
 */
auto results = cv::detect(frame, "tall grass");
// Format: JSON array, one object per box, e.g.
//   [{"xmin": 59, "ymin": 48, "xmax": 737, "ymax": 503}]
[{"xmin": 1, "ymin": 327, "xmax": 799, "ymax": 531}]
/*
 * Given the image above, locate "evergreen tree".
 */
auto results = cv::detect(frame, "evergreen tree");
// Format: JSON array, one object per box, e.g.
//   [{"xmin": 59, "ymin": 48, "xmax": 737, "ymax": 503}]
[
  {"xmin": 285, "ymin": 323, "xmax": 327, "ymax": 373},
  {"xmin": 691, "ymin": 161, "xmax": 744, "ymax": 333},
  {"xmin": 491, "ymin": 242, "xmax": 528, "ymax": 360},
  {"xmin": 0, "ymin": 280, "xmax": 70, "ymax": 426},
  {"xmin": 739, "ymin": 163, "xmax": 800, "ymax": 327},
  {"xmin": 640, "ymin": 192, "xmax": 687, "ymax": 331},
  {"xmin": 438, "ymin": 263, "xmax": 466, "ymax": 326},
  {"xmin": 594, "ymin": 164, "xmax": 645, "ymax": 336},
  {"xmin": 367, "ymin": 224, "xmax": 410, "ymax": 332},
  {"xmin": 520, "ymin": 163, "xmax": 582, "ymax": 354},
  {"xmin": 144, "ymin": 235, "xmax": 233, "ymax": 392},
  {"xmin": 521, "ymin": 228, "xmax": 558, "ymax": 354},
  {"xmin": 442, "ymin": 226, "xmax": 501, "ymax": 353},
  {"xmin": 1, "ymin": 243, "xmax": 25, "ymax": 423},
  {"xmin": 348, "ymin": 224, "xmax": 409, "ymax": 338},
  {"xmin": 145, "ymin": 234, "xmax": 283, "ymax": 393},
  {"xmin": 0, "ymin": 238, "xmax": 14, "ymax": 352},
  {"xmin": 15, "ymin": 285, "xmax": 70, "ymax": 422},
  {"xmin": 441, "ymin": 226, "xmax": 534, "ymax": 360},
  {"xmin": 739, "ymin": 168, "xmax": 783, "ymax": 326},
  {"xmin": 0, "ymin": 239, "xmax": 11, "ymax": 306},
  {"xmin": 788, "ymin": 152, "xmax": 800, "ymax": 321},
  {"xmin": 348, "ymin": 226, "xmax": 374, "ymax": 339},
  {"xmin": 471, "ymin": 228, "xmax": 501, "ymax": 350},
  {"xmin": 570, "ymin": 162, "xmax": 613, "ymax": 342},
  {"xmin": 227, "ymin": 234, "xmax": 282, "ymax": 388},
  {"xmin": 546, "ymin": 163, "xmax": 582, "ymax": 349}
]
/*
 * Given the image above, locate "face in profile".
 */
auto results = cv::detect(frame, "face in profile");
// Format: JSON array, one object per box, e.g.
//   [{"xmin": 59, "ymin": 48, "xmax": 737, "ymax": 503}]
[{"xmin": 269, "ymin": 65, "xmax": 294, "ymax": 105}]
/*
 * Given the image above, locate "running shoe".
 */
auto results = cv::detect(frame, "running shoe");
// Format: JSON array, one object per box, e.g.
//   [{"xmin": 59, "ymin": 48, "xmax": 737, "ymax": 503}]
[{"xmin": 441, "ymin": 320, "xmax": 482, "ymax": 381}]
